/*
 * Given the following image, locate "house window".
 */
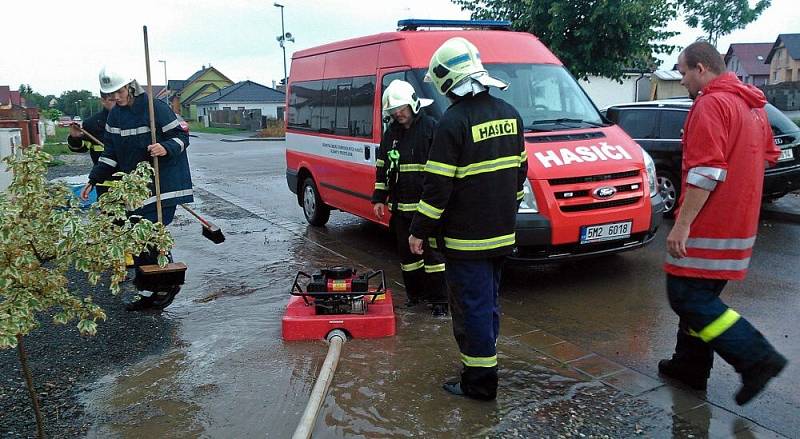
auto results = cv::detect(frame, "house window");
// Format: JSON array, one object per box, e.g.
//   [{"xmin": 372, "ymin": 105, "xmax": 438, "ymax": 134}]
[
  {"xmin": 238, "ymin": 107, "xmax": 245, "ymax": 110},
  {"xmin": 223, "ymin": 106, "xmax": 231, "ymax": 110}
]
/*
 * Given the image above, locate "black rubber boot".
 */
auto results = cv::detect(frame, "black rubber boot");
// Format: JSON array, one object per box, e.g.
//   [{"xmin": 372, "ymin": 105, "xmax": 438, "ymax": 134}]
[
  {"xmin": 431, "ymin": 303, "xmax": 449, "ymax": 317},
  {"xmin": 443, "ymin": 381, "xmax": 465, "ymax": 396},
  {"xmin": 403, "ymin": 297, "xmax": 420, "ymax": 308},
  {"xmin": 735, "ymin": 352, "xmax": 788, "ymax": 406},
  {"xmin": 658, "ymin": 359, "xmax": 709, "ymax": 391},
  {"xmin": 150, "ymin": 286, "xmax": 181, "ymax": 310},
  {"xmin": 125, "ymin": 294, "xmax": 157, "ymax": 312}
]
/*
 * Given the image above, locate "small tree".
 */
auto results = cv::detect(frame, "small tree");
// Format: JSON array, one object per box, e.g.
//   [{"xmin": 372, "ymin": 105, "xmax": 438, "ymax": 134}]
[
  {"xmin": 40, "ymin": 108, "xmax": 63, "ymax": 123},
  {"xmin": 679, "ymin": 0, "xmax": 771, "ymax": 47},
  {"xmin": 0, "ymin": 146, "xmax": 174, "ymax": 437}
]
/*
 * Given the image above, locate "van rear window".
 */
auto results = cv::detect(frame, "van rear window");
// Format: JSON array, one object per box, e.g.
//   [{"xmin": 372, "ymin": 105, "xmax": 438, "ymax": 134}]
[{"xmin": 288, "ymin": 75, "xmax": 375, "ymax": 139}]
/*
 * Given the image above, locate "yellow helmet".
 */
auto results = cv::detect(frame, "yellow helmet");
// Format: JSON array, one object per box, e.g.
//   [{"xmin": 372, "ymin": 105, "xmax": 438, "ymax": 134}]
[
  {"xmin": 381, "ymin": 79, "xmax": 433, "ymax": 117},
  {"xmin": 425, "ymin": 37, "xmax": 507, "ymax": 96}
]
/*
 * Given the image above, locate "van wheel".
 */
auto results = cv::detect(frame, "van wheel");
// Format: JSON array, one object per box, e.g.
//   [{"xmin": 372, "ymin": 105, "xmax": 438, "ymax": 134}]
[
  {"xmin": 302, "ymin": 177, "xmax": 330, "ymax": 226},
  {"xmin": 657, "ymin": 169, "xmax": 679, "ymax": 218}
]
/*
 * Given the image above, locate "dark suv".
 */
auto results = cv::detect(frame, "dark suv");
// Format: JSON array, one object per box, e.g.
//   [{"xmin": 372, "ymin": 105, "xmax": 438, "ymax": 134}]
[{"xmin": 604, "ymin": 98, "xmax": 800, "ymax": 215}]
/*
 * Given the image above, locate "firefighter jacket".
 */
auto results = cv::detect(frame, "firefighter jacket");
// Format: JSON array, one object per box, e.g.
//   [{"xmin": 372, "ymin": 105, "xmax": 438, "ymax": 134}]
[
  {"xmin": 371, "ymin": 113, "xmax": 437, "ymax": 216},
  {"xmin": 665, "ymin": 72, "xmax": 780, "ymax": 280},
  {"xmin": 67, "ymin": 108, "xmax": 108, "ymax": 154},
  {"xmin": 88, "ymin": 92, "xmax": 193, "ymax": 211},
  {"xmin": 409, "ymin": 91, "xmax": 528, "ymax": 259}
]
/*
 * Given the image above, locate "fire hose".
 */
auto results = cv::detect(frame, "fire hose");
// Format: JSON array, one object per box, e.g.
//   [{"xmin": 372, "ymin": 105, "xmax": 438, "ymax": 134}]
[{"xmin": 291, "ymin": 329, "xmax": 348, "ymax": 439}]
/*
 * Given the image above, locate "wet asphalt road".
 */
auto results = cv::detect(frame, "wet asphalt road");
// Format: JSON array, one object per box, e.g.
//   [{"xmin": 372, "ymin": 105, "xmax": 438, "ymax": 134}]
[{"xmin": 78, "ymin": 132, "xmax": 798, "ymax": 438}]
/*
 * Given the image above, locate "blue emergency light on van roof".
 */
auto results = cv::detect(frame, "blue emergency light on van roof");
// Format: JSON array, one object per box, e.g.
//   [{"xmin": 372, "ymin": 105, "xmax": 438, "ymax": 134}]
[{"xmin": 397, "ymin": 19, "xmax": 512, "ymax": 31}]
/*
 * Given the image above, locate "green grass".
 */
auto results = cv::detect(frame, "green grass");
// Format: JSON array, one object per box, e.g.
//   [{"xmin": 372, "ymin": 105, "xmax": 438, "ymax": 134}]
[
  {"xmin": 42, "ymin": 144, "xmax": 72, "ymax": 155},
  {"xmin": 188, "ymin": 121, "xmax": 247, "ymax": 135},
  {"xmin": 45, "ymin": 126, "xmax": 71, "ymax": 145}
]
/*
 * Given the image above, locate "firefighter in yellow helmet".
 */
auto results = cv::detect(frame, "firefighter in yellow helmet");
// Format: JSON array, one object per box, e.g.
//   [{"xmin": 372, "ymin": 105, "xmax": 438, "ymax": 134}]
[
  {"xmin": 409, "ymin": 37, "xmax": 528, "ymax": 400},
  {"xmin": 372, "ymin": 80, "xmax": 448, "ymax": 316}
]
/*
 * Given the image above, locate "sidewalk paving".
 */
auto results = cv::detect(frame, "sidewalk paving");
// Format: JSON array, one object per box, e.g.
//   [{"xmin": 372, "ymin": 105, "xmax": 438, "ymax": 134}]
[{"xmin": 501, "ymin": 314, "xmax": 788, "ymax": 438}]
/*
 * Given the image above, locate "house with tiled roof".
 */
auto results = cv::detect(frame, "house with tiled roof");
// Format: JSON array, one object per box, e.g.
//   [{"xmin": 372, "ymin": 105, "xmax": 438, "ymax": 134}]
[
  {"xmin": 171, "ymin": 66, "xmax": 234, "ymax": 120},
  {"xmin": 724, "ymin": 43, "xmax": 772, "ymax": 86},
  {"xmin": 766, "ymin": 34, "xmax": 800, "ymax": 84},
  {"xmin": 0, "ymin": 86, "xmax": 25, "ymax": 108},
  {"xmin": 195, "ymin": 80, "xmax": 286, "ymax": 120}
]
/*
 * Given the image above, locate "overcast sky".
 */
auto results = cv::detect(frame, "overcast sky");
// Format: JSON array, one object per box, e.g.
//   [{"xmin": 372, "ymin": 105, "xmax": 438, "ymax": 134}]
[{"xmin": 1, "ymin": 0, "xmax": 797, "ymax": 96}]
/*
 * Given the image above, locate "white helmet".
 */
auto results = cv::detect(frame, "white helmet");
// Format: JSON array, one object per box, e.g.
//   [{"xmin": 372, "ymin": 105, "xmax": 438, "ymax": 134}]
[
  {"xmin": 98, "ymin": 67, "xmax": 134, "ymax": 94},
  {"xmin": 381, "ymin": 79, "xmax": 433, "ymax": 117},
  {"xmin": 425, "ymin": 37, "xmax": 507, "ymax": 96}
]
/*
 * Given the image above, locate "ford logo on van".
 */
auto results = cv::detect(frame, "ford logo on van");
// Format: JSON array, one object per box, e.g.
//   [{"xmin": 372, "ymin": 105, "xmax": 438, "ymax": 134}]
[{"xmin": 593, "ymin": 186, "xmax": 617, "ymax": 199}]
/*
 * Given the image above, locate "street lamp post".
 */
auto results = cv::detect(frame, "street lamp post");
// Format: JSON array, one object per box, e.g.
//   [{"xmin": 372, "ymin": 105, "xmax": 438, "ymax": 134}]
[
  {"xmin": 158, "ymin": 60, "xmax": 168, "ymax": 94},
  {"xmin": 75, "ymin": 100, "xmax": 81, "ymax": 117},
  {"xmin": 274, "ymin": 3, "xmax": 294, "ymax": 85}
]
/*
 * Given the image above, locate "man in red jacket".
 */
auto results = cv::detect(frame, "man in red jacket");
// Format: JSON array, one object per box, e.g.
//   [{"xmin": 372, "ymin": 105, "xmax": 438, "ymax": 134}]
[{"xmin": 659, "ymin": 41, "xmax": 787, "ymax": 405}]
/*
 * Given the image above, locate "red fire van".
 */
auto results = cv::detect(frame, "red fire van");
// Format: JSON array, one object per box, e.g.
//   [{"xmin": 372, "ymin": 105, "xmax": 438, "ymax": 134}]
[{"xmin": 285, "ymin": 20, "xmax": 664, "ymax": 262}]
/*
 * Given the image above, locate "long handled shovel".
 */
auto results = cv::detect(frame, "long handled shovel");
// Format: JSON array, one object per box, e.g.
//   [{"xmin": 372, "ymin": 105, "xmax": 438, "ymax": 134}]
[
  {"xmin": 79, "ymin": 126, "xmax": 225, "ymax": 244},
  {"xmin": 133, "ymin": 25, "xmax": 187, "ymax": 293}
]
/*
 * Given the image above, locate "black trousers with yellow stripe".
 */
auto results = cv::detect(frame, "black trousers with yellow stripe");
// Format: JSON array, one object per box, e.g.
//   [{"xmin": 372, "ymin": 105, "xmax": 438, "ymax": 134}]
[
  {"xmin": 666, "ymin": 275, "xmax": 778, "ymax": 374},
  {"xmin": 392, "ymin": 213, "xmax": 447, "ymax": 304}
]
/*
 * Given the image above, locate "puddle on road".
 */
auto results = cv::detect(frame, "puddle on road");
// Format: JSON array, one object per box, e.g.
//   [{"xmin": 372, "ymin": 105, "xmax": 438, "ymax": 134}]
[{"xmin": 79, "ymin": 195, "xmax": 700, "ymax": 438}]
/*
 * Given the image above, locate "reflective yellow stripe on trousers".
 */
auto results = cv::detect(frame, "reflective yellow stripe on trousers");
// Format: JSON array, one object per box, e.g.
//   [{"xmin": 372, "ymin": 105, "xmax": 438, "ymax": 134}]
[
  {"xmin": 401, "ymin": 260, "xmax": 424, "ymax": 272},
  {"xmin": 689, "ymin": 308, "xmax": 741, "ymax": 342},
  {"xmin": 461, "ymin": 353, "xmax": 498, "ymax": 368},
  {"xmin": 424, "ymin": 263, "xmax": 445, "ymax": 273}
]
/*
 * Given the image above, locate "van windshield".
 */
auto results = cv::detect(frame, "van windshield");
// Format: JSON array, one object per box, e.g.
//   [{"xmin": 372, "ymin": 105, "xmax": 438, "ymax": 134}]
[{"xmin": 404, "ymin": 64, "xmax": 604, "ymax": 131}]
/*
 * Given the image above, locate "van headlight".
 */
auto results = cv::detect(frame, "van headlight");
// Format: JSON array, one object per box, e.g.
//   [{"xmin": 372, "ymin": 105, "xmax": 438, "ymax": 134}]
[
  {"xmin": 518, "ymin": 179, "xmax": 538, "ymax": 213},
  {"xmin": 643, "ymin": 150, "xmax": 657, "ymax": 197}
]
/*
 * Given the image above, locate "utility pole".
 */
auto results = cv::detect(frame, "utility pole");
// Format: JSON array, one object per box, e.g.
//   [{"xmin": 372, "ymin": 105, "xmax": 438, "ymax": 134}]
[{"xmin": 274, "ymin": 3, "xmax": 294, "ymax": 85}]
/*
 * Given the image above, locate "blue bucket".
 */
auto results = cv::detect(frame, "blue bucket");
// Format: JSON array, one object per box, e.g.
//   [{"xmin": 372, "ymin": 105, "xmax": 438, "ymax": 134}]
[{"xmin": 70, "ymin": 184, "xmax": 97, "ymax": 208}]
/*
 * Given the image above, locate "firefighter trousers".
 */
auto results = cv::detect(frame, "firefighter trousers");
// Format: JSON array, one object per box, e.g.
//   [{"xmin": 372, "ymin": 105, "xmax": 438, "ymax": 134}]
[
  {"xmin": 666, "ymin": 274, "xmax": 778, "ymax": 375},
  {"xmin": 392, "ymin": 213, "xmax": 447, "ymax": 304},
  {"xmin": 445, "ymin": 256, "xmax": 505, "ymax": 400}
]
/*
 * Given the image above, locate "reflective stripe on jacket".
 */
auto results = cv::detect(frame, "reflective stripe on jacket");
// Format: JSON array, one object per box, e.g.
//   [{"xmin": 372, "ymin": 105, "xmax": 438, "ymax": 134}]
[
  {"xmin": 665, "ymin": 73, "xmax": 778, "ymax": 280},
  {"xmin": 410, "ymin": 91, "xmax": 527, "ymax": 260},
  {"xmin": 88, "ymin": 93, "xmax": 193, "ymax": 211},
  {"xmin": 372, "ymin": 113, "xmax": 437, "ymax": 214}
]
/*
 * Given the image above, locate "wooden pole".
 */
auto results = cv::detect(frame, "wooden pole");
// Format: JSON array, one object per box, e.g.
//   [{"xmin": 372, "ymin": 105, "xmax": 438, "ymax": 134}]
[{"xmin": 143, "ymin": 25, "xmax": 163, "ymax": 224}]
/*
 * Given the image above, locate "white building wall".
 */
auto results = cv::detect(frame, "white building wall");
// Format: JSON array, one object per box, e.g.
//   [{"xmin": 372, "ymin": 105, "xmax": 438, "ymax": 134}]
[
  {"xmin": 197, "ymin": 101, "xmax": 284, "ymax": 118},
  {"xmin": 1, "ymin": 128, "xmax": 23, "ymax": 192},
  {"xmin": 579, "ymin": 74, "xmax": 652, "ymax": 109}
]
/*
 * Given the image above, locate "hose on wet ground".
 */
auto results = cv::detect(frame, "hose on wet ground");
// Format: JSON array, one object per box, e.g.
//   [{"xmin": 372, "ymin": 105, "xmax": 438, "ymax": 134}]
[{"xmin": 292, "ymin": 329, "xmax": 347, "ymax": 439}]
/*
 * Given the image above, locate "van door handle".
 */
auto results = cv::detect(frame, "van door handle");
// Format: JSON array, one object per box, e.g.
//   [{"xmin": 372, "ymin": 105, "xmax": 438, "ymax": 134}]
[{"xmin": 364, "ymin": 145, "xmax": 371, "ymax": 161}]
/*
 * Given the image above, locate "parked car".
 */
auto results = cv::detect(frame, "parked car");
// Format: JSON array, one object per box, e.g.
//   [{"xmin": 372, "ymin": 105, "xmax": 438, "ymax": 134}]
[
  {"xmin": 72, "ymin": 116, "xmax": 82, "ymax": 126},
  {"xmin": 603, "ymin": 98, "xmax": 800, "ymax": 215},
  {"xmin": 58, "ymin": 116, "xmax": 73, "ymax": 127}
]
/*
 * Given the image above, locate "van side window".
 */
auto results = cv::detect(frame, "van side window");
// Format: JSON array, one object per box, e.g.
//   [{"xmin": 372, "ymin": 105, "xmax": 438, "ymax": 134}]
[
  {"xmin": 289, "ymin": 76, "xmax": 374, "ymax": 138},
  {"xmin": 350, "ymin": 76, "xmax": 375, "ymax": 138},
  {"xmin": 288, "ymin": 80, "xmax": 323, "ymax": 131},
  {"xmin": 616, "ymin": 109, "xmax": 656, "ymax": 139},
  {"xmin": 659, "ymin": 110, "xmax": 687, "ymax": 140}
]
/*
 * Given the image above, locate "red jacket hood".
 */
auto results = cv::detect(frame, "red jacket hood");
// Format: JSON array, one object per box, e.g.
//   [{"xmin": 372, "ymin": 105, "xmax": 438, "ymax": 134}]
[{"xmin": 701, "ymin": 72, "xmax": 767, "ymax": 108}]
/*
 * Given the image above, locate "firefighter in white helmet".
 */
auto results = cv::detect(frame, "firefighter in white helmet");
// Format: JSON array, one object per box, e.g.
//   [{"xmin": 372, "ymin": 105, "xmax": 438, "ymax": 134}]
[
  {"xmin": 372, "ymin": 79, "xmax": 448, "ymax": 316},
  {"xmin": 81, "ymin": 66, "xmax": 194, "ymax": 311},
  {"xmin": 409, "ymin": 37, "xmax": 528, "ymax": 400}
]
